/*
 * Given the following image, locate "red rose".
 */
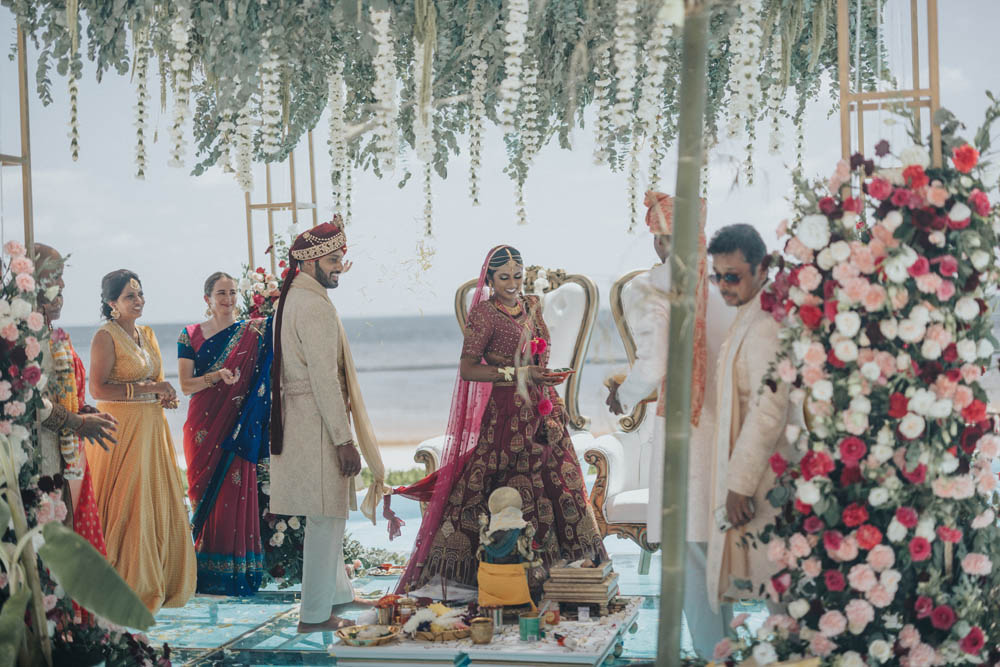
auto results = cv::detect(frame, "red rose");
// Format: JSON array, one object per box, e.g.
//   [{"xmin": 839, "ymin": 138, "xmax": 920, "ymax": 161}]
[
  {"xmin": 281, "ymin": 268, "xmax": 290, "ymax": 280},
  {"xmin": 856, "ymin": 524, "xmax": 883, "ymax": 550},
  {"xmin": 840, "ymin": 465, "xmax": 862, "ymax": 486},
  {"xmin": 937, "ymin": 255, "xmax": 959, "ymax": 277},
  {"xmin": 801, "ymin": 451, "xmax": 835, "ymax": 481},
  {"xmin": 803, "ymin": 516, "xmax": 825, "ymax": 533},
  {"xmin": 963, "ymin": 399, "xmax": 987, "ymax": 423},
  {"xmin": 942, "ymin": 343, "xmax": 958, "ymax": 363},
  {"xmin": 843, "ymin": 196, "xmax": 863, "ymax": 214},
  {"xmin": 931, "ymin": 604, "xmax": 957, "ymax": 630},
  {"xmin": 769, "ymin": 452, "xmax": 788, "ymax": 476},
  {"xmin": 891, "ymin": 188, "xmax": 912, "ymax": 207},
  {"xmin": 798, "ymin": 304, "xmax": 823, "ymax": 329},
  {"xmin": 960, "ymin": 626, "xmax": 985, "ymax": 655},
  {"xmin": 841, "ymin": 503, "xmax": 869, "ymax": 528},
  {"xmin": 896, "ymin": 506, "xmax": 919, "ymax": 528},
  {"xmin": 868, "ymin": 178, "xmax": 892, "ymax": 200},
  {"xmin": 839, "ymin": 437, "xmax": 867, "ymax": 466},
  {"xmin": 823, "ymin": 569, "xmax": 846, "ymax": 592},
  {"xmin": 819, "ymin": 197, "xmax": 838, "ymax": 215},
  {"xmin": 914, "ymin": 596, "xmax": 934, "ymax": 618},
  {"xmin": 823, "ymin": 299, "xmax": 838, "ymax": 323},
  {"xmin": 823, "ymin": 530, "xmax": 843, "ymax": 552},
  {"xmin": 909, "ymin": 536, "xmax": 931, "ymax": 562},
  {"xmin": 947, "ymin": 213, "xmax": 971, "ymax": 230},
  {"xmin": 252, "ymin": 293, "xmax": 265, "ymax": 306},
  {"xmin": 902, "ymin": 164, "xmax": 929, "ymax": 188},
  {"xmin": 827, "ymin": 347, "xmax": 845, "ymax": 369},
  {"xmin": 907, "ymin": 256, "xmax": 930, "ymax": 277},
  {"xmin": 961, "ymin": 424, "xmax": 986, "ymax": 455},
  {"xmin": 278, "ymin": 260, "xmax": 287, "ymax": 268},
  {"xmin": 969, "ymin": 189, "xmax": 991, "ymax": 217},
  {"xmin": 770, "ymin": 573, "xmax": 790, "ymax": 595},
  {"xmin": 256, "ymin": 266, "xmax": 266, "ymax": 274},
  {"xmin": 936, "ymin": 525, "xmax": 962, "ymax": 543},
  {"xmin": 953, "ymin": 144, "xmax": 980, "ymax": 174},
  {"xmin": 888, "ymin": 392, "xmax": 909, "ymax": 419},
  {"xmin": 902, "ymin": 463, "xmax": 927, "ymax": 485},
  {"xmin": 21, "ymin": 365, "xmax": 41, "ymax": 386},
  {"xmin": 794, "ymin": 499, "xmax": 813, "ymax": 515}
]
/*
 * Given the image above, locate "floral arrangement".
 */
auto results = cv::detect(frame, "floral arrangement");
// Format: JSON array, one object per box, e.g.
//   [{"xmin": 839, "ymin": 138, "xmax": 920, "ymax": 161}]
[
  {"xmin": 237, "ymin": 231, "xmax": 291, "ymax": 320},
  {"xmin": 718, "ymin": 104, "xmax": 1000, "ymax": 665},
  {"xmin": 256, "ymin": 458, "xmax": 306, "ymax": 589}
]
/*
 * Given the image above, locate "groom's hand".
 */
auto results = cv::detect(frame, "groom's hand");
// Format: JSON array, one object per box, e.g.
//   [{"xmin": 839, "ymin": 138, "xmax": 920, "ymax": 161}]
[{"xmin": 336, "ymin": 443, "xmax": 362, "ymax": 477}]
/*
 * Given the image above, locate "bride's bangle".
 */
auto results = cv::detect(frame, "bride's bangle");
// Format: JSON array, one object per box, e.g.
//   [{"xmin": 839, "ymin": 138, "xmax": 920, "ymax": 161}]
[{"xmin": 497, "ymin": 366, "xmax": 516, "ymax": 382}]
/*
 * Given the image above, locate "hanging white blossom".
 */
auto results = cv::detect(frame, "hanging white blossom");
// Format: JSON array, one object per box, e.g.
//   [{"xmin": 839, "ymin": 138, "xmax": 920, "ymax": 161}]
[
  {"xmin": 468, "ymin": 57, "xmax": 487, "ymax": 205},
  {"xmin": 344, "ymin": 163, "xmax": 354, "ymax": 226},
  {"xmin": 167, "ymin": 0, "xmax": 193, "ymax": 167},
  {"xmin": 636, "ymin": 2, "xmax": 674, "ymax": 139},
  {"xmin": 725, "ymin": 0, "xmax": 763, "ymax": 140},
  {"xmin": 626, "ymin": 141, "xmax": 640, "ymax": 231},
  {"xmin": 764, "ymin": 40, "xmax": 785, "ymax": 155},
  {"xmin": 498, "ymin": 0, "xmax": 529, "ymax": 134},
  {"xmin": 215, "ymin": 112, "xmax": 236, "ymax": 173},
  {"xmin": 520, "ymin": 58, "xmax": 540, "ymax": 168},
  {"xmin": 515, "ymin": 181, "xmax": 528, "ymax": 226},
  {"xmin": 593, "ymin": 49, "xmax": 613, "ymax": 165},
  {"xmin": 370, "ymin": 8, "xmax": 398, "ymax": 174},
  {"xmin": 67, "ymin": 68, "xmax": 80, "ymax": 162},
  {"xmin": 234, "ymin": 99, "xmax": 255, "ymax": 192},
  {"xmin": 413, "ymin": 39, "xmax": 435, "ymax": 235},
  {"xmin": 327, "ymin": 63, "xmax": 347, "ymax": 210},
  {"xmin": 612, "ymin": 0, "xmax": 639, "ymax": 129},
  {"xmin": 133, "ymin": 41, "xmax": 150, "ymax": 178},
  {"xmin": 259, "ymin": 36, "xmax": 283, "ymax": 158}
]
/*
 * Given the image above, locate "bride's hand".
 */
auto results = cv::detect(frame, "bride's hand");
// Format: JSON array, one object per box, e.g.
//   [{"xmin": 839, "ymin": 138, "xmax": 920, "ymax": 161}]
[{"xmin": 523, "ymin": 366, "xmax": 559, "ymax": 386}]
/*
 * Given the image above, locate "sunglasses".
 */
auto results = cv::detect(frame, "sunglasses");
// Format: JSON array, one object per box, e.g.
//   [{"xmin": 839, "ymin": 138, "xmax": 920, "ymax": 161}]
[{"xmin": 710, "ymin": 271, "xmax": 743, "ymax": 285}]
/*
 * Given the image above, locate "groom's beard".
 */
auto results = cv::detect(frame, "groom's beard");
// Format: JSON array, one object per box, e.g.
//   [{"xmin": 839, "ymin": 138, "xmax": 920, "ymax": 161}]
[{"xmin": 315, "ymin": 269, "xmax": 340, "ymax": 289}]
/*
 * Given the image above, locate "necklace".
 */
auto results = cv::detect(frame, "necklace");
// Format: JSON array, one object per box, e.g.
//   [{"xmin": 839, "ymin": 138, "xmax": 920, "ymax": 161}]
[{"xmin": 496, "ymin": 298, "xmax": 523, "ymax": 316}]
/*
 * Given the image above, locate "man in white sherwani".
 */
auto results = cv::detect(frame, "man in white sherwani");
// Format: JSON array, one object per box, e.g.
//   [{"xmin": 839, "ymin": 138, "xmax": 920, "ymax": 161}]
[
  {"xmin": 269, "ymin": 219, "xmax": 389, "ymax": 632},
  {"xmin": 606, "ymin": 192, "xmax": 733, "ymax": 657},
  {"xmin": 704, "ymin": 224, "xmax": 797, "ymax": 619}
]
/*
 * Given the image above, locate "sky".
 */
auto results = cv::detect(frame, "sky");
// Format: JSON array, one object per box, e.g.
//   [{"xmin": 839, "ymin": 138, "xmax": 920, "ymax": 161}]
[{"xmin": 0, "ymin": 1, "xmax": 997, "ymax": 327}]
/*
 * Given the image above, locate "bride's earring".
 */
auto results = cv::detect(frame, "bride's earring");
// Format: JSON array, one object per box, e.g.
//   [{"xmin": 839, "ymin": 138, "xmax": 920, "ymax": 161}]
[{"xmin": 111, "ymin": 305, "xmax": 120, "ymax": 320}]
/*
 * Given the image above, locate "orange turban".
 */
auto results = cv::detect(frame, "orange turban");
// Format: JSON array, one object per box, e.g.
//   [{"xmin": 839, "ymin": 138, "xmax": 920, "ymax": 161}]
[{"xmin": 644, "ymin": 191, "xmax": 710, "ymax": 427}]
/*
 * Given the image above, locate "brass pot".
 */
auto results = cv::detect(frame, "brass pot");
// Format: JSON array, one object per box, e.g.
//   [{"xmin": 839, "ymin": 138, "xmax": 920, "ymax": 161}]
[{"xmin": 470, "ymin": 617, "xmax": 494, "ymax": 645}]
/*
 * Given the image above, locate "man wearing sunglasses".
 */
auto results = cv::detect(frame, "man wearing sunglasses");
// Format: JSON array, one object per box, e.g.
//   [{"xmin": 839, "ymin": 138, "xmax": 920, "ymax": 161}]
[{"xmin": 703, "ymin": 223, "xmax": 798, "ymax": 622}]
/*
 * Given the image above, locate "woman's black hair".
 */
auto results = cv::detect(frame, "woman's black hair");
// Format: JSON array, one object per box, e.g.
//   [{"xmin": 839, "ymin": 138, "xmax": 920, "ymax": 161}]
[
  {"xmin": 100, "ymin": 269, "xmax": 141, "ymax": 320},
  {"xmin": 203, "ymin": 271, "xmax": 235, "ymax": 297},
  {"xmin": 486, "ymin": 246, "xmax": 524, "ymax": 281}
]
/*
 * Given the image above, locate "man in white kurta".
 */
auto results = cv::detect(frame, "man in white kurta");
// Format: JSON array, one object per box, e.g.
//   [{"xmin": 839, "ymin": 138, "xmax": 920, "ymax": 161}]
[
  {"xmin": 704, "ymin": 224, "xmax": 797, "ymax": 617},
  {"xmin": 269, "ymin": 220, "xmax": 388, "ymax": 632}
]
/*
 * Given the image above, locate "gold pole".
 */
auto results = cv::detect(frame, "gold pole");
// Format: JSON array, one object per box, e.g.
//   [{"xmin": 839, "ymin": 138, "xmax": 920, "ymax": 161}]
[
  {"xmin": 289, "ymin": 149, "xmax": 299, "ymax": 227},
  {"xmin": 265, "ymin": 163, "xmax": 276, "ymax": 276},
  {"xmin": 16, "ymin": 27, "xmax": 34, "ymax": 255},
  {"xmin": 244, "ymin": 191, "xmax": 254, "ymax": 267},
  {"xmin": 307, "ymin": 131, "xmax": 319, "ymax": 225},
  {"xmin": 926, "ymin": 0, "xmax": 942, "ymax": 167},
  {"xmin": 837, "ymin": 0, "xmax": 851, "ymax": 162},
  {"xmin": 910, "ymin": 0, "xmax": 921, "ymax": 136}
]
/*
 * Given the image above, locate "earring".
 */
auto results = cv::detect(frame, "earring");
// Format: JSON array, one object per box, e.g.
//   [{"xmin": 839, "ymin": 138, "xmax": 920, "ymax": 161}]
[
  {"xmin": 205, "ymin": 306, "xmax": 213, "ymax": 317},
  {"xmin": 111, "ymin": 305, "xmax": 120, "ymax": 320}
]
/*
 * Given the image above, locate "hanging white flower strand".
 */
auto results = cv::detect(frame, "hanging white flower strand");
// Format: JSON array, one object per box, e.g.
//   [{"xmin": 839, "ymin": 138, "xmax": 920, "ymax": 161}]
[
  {"xmin": 468, "ymin": 57, "xmax": 488, "ymax": 205},
  {"xmin": 765, "ymin": 40, "xmax": 785, "ymax": 155},
  {"xmin": 167, "ymin": 0, "xmax": 193, "ymax": 167},
  {"xmin": 67, "ymin": 64, "xmax": 80, "ymax": 161},
  {"xmin": 215, "ymin": 109, "xmax": 236, "ymax": 173},
  {"xmin": 134, "ymin": 40, "xmax": 151, "ymax": 179},
  {"xmin": 612, "ymin": 0, "xmax": 638, "ymax": 129},
  {"xmin": 259, "ymin": 36, "xmax": 283, "ymax": 158},
  {"xmin": 370, "ymin": 8, "xmax": 399, "ymax": 174},
  {"xmin": 626, "ymin": 141, "xmax": 640, "ymax": 232},
  {"xmin": 725, "ymin": 0, "xmax": 763, "ymax": 141},
  {"xmin": 592, "ymin": 49, "xmax": 613, "ymax": 165},
  {"xmin": 498, "ymin": 0, "xmax": 529, "ymax": 134},
  {"xmin": 515, "ymin": 57, "xmax": 540, "ymax": 227},
  {"xmin": 413, "ymin": 39, "xmax": 436, "ymax": 236},
  {"xmin": 635, "ymin": 1, "xmax": 679, "ymax": 191},
  {"xmin": 327, "ymin": 63, "xmax": 348, "ymax": 210},
  {"xmin": 234, "ymin": 98, "xmax": 255, "ymax": 192}
]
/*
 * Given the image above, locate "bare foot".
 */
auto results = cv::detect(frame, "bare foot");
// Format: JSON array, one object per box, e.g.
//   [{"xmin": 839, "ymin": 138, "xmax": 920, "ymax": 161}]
[
  {"xmin": 297, "ymin": 614, "xmax": 355, "ymax": 633},
  {"xmin": 350, "ymin": 596, "xmax": 379, "ymax": 607}
]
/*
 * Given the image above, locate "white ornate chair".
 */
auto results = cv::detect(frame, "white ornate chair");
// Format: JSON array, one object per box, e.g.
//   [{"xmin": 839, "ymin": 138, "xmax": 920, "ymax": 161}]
[
  {"xmin": 414, "ymin": 266, "xmax": 600, "ymax": 479},
  {"xmin": 582, "ymin": 269, "xmax": 659, "ymax": 574}
]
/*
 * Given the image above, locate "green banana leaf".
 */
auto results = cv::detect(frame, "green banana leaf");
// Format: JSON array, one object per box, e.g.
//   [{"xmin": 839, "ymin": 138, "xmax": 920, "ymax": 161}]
[
  {"xmin": 37, "ymin": 522, "xmax": 154, "ymax": 630},
  {"xmin": 0, "ymin": 588, "xmax": 31, "ymax": 667}
]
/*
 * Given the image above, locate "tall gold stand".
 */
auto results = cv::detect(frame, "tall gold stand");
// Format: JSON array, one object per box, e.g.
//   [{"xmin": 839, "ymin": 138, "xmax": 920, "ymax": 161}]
[
  {"xmin": 243, "ymin": 130, "xmax": 319, "ymax": 273},
  {"xmin": 0, "ymin": 27, "xmax": 36, "ymax": 253}
]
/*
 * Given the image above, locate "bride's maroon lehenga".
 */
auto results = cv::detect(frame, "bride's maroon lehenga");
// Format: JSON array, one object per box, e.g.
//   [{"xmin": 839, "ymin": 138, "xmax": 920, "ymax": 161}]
[{"xmin": 409, "ymin": 294, "xmax": 606, "ymax": 590}]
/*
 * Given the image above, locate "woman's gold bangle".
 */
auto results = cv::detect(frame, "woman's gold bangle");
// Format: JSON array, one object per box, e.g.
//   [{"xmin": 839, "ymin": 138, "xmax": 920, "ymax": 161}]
[{"xmin": 125, "ymin": 383, "xmax": 134, "ymax": 400}]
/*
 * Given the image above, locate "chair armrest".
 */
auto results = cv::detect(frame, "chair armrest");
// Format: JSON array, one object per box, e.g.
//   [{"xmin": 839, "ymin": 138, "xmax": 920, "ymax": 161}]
[
  {"xmin": 569, "ymin": 431, "xmax": 595, "ymax": 462},
  {"xmin": 584, "ymin": 434, "xmax": 629, "ymax": 507},
  {"xmin": 414, "ymin": 435, "xmax": 445, "ymax": 475}
]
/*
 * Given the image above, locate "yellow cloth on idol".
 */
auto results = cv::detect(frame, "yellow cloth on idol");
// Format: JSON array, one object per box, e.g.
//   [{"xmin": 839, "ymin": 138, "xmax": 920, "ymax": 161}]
[
  {"xmin": 477, "ymin": 562, "xmax": 535, "ymax": 611},
  {"xmin": 86, "ymin": 323, "xmax": 196, "ymax": 613}
]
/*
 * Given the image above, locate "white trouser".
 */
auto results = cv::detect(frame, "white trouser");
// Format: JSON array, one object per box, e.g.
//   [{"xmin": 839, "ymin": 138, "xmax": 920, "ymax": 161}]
[
  {"xmin": 300, "ymin": 516, "xmax": 354, "ymax": 624},
  {"xmin": 684, "ymin": 542, "xmax": 728, "ymax": 659}
]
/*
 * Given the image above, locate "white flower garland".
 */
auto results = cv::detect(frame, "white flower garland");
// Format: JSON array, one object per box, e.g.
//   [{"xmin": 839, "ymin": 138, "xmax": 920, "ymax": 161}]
[
  {"xmin": 520, "ymin": 58, "xmax": 540, "ymax": 168},
  {"xmin": 167, "ymin": 1, "xmax": 193, "ymax": 167},
  {"xmin": 259, "ymin": 36, "xmax": 283, "ymax": 158},
  {"xmin": 327, "ymin": 63, "xmax": 347, "ymax": 211},
  {"xmin": 215, "ymin": 112, "xmax": 236, "ymax": 173},
  {"xmin": 765, "ymin": 40, "xmax": 785, "ymax": 155},
  {"xmin": 234, "ymin": 99, "xmax": 255, "ymax": 192},
  {"xmin": 133, "ymin": 40, "xmax": 150, "ymax": 179},
  {"xmin": 725, "ymin": 0, "xmax": 763, "ymax": 140},
  {"xmin": 516, "ymin": 181, "xmax": 528, "ymax": 226},
  {"xmin": 370, "ymin": 8, "xmax": 398, "ymax": 174},
  {"xmin": 627, "ymin": 140, "xmax": 640, "ymax": 231},
  {"xmin": 612, "ymin": 0, "xmax": 638, "ymax": 130},
  {"xmin": 468, "ymin": 57, "xmax": 487, "ymax": 205},
  {"xmin": 344, "ymin": 162, "xmax": 353, "ymax": 226},
  {"xmin": 635, "ymin": 2, "xmax": 673, "ymax": 140},
  {"xmin": 592, "ymin": 49, "xmax": 613, "ymax": 165},
  {"xmin": 68, "ymin": 67, "xmax": 80, "ymax": 162},
  {"xmin": 413, "ymin": 39, "xmax": 435, "ymax": 235},
  {"xmin": 498, "ymin": 0, "xmax": 529, "ymax": 134}
]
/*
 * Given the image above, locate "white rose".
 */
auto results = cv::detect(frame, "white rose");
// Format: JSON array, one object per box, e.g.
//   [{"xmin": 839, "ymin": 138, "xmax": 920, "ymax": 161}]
[
  {"xmin": 288, "ymin": 517, "xmax": 301, "ymax": 530},
  {"xmin": 869, "ymin": 639, "xmax": 893, "ymax": 663},
  {"xmin": 797, "ymin": 480, "xmax": 821, "ymax": 505},
  {"xmin": 960, "ymin": 175, "xmax": 974, "ymax": 188},
  {"xmin": 792, "ymin": 340, "xmax": 811, "ymax": 362},
  {"xmin": 270, "ymin": 532, "xmax": 285, "ymax": 547},
  {"xmin": 275, "ymin": 520, "xmax": 287, "ymax": 532},
  {"xmin": 835, "ymin": 311, "xmax": 861, "ymax": 337},
  {"xmin": 887, "ymin": 517, "xmax": 907, "ymax": 542},
  {"xmin": 0, "ymin": 300, "xmax": 9, "ymax": 317},
  {"xmin": 883, "ymin": 210, "xmax": 904, "ymax": 232},
  {"xmin": 869, "ymin": 487, "xmax": 890, "ymax": 507},
  {"xmin": 811, "ymin": 380, "xmax": 834, "ymax": 402},
  {"xmin": 928, "ymin": 231, "xmax": 946, "ymax": 247},
  {"xmin": 920, "ymin": 339, "xmax": 942, "ymax": 360},
  {"xmin": 971, "ymin": 250, "xmax": 991, "ymax": 271},
  {"xmin": 929, "ymin": 400, "xmax": 953, "ymax": 419},
  {"xmin": 879, "ymin": 318, "xmax": 898, "ymax": 340},
  {"xmin": 900, "ymin": 146, "xmax": 931, "ymax": 168},
  {"xmin": 252, "ymin": 282, "xmax": 265, "ymax": 293},
  {"xmin": 978, "ymin": 339, "xmax": 994, "ymax": 359},
  {"xmin": 238, "ymin": 278, "xmax": 252, "ymax": 292},
  {"xmin": 816, "ymin": 247, "xmax": 835, "ymax": 271},
  {"xmin": 957, "ymin": 339, "xmax": 979, "ymax": 363},
  {"xmin": 955, "ymin": 296, "xmax": 979, "ymax": 321},
  {"xmin": 861, "ymin": 361, "xmax": 882, "ymax": 381},
  {"xmin": 10, "ymin": 424, "xmax": 29, "ymax": 444},
  {"xmin": 877, "ymin": 427, "xmax": 893, "ymax": 447},
  {"xmin": 841, "ymin": 212, "xmax": 858, "ymax": 231},
  {"xmin": 752, "ymin": 642, "xmax": 778, "ymax": 666},
  {"xmin": 797, "ymin": 214, "xmax": 831, "ymax": 250},
  {"xmin": 267, "ymin": 280, "xmax": 279, "ymax": 291},
  {"xmin": 897, "ymin": 319, "xmax": 925, "ymax": 343},
  {"xmin": 837, "ymin": 652, "xmax": 866, "ymax": 667},
  {"xmin": 834, "ymin": 339, "xmax": 859, "ymax": 362},
  {"xmin": 830, "ymin": 240, "xmax": 851, "ymax": 263},
  {"xmin": 872, "ymin": 443, "xmax": 894, "ymax": 464},
  {"xmin": 883, "ymin": 613, "xmax": 903, "ymax": 630},
  {"xmin": 884, "ymin": 258, "xmax": 909, "ymax": 283},
  {"xmin": 896, "ymin": 352, "xmax": 911, "ymax": 371},
  {"xmin": 940, "ymin": 452, "xmax": 959, "ymax": 474},
  {"xmin": 910, "ymin": 304, "xmax": 930, "ymax": 324},
  {"xmin": 850, "ymin": 396, "xmax": 872, "ymax": 414},
  {"xmin": 899, "ymin": 413, "xmax": 925, "ymax": 439},
  {"xmin": 789, "ymin": 599, "xmax": 810, "ymax": 619},
  {"xmin": 949, "ymin": 202, "xmax": 972, "ymax": 224},
  {"xmin": 10, "ymin": 298, "xmax": 31, "ymax": 320},
  {"xmin": 253, "ymin": 272, "xmax": 265, "ymax": 282},
  {"xmin": 916, "ymin": 518, "xmax": 936, "ymax": 541}
]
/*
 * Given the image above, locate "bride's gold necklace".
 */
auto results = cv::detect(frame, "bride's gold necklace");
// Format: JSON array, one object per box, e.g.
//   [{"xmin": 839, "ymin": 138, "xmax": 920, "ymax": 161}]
[{"xmin": 496, "ymin": 297, "xmax": 523, "ymax": 317}]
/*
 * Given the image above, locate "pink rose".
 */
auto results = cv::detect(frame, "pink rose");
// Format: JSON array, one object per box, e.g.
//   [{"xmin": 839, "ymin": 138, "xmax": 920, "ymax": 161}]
[
  {"xmin": 977, "ymin": 434, "xmax": 1000, "ymax": 458},
  {"xmin": 0, "ymin": 421, "xmax": 10, "ymax": 435},
  {"xmin": 832, "ymin": 261, "xmax": 861, "ymax": 286},
  {"xmin": 972, "ymin": 509, "xmax": 995, "ymax": 530},
  {"xmin": 871, "ymin": 223, "xmax": 900, "ymax": 248},
  {"xmin": 801, "ymin": 557, "xmax": 822, "ymax": 578},
  {"xmin": 3, "ymin": 401, "xmax": 26, "ymax": 417},
  {"xmin": 15, "ymin": 273, "xmax": 35, "ymax": 292},
  {"xmin": 862, "ymin": 285, "xmax": 887, "ymax": 311},
  {"xmin": 24, "ymin": 336, "xmax": 41, "ymax": 361},
  {"xmin": 844, "ymin": 598, "xmax": 874, "ymax": 634},
  {"xmin": 850, "ymin": 244, "xmax": 877, "ymax": 274},
  {"xmin": 868, "ymin": 177, "xmax": 892, "ymax": 200},
  {"xmin": 891, "ymin": 288, "xmax": 909, "ymax": 310},
  {"xmin": 961, "ymin": 364, "xmax": 983, "ymax": 384},
  {"xmin": 925, "ymin": 324, "xmax": 952, "ymax": 347},
  {"xmin": 818, "ymin": 610, "xmax": 847, "ymax": 637},
  {"xmin": 35, "ymin": 499, "xmax": 54, "ymax": 525},
  {"xmin": 867, "ymin": 544, "xmax": 896, "ymax": 572},
  {"xmin": 3, "ymin": 240, "xmax": 26, "ymax": 256},
  {"xmin": 952, "ymin": 385, "xmax": 974, "ymax": 410},
  {"xmin": 866, "ymin": 583, "xmax": 894, "ymax": 608},
  {"xmin": 767, "ymin": 539, "xmax": 788, "ymax": 564},
  {"xmin": 785, "ymin": 237, "xmax": 814, "ymax": 263},
  {"xmin": 907, "ymin": 643, "xmax": 937, "ymax": 667},
  {"xmin": 829, "ymin": 159, "xmax": 851, "ymax": 192},
  {"xmin": 806, "ymin": 398, "xmax": 833, "ymax": 416},
  {"xmin": 969, "ymin": 189, "xmax": 991, "ymax": 216},
  {"xmin": 712, "ymin": 638, "xmax": 733, "ymax": 660},
  {"xmin": 833, "ymin": 535, "xmax": 860, "ymax": 562},
  {"xmin": 914, "ymin": 272, "xmax": 942, "ymax": 294},
  {"xmin": 810, "ymin": 633, "xmax": 836, "ymax": 657},
  {"xmin": 777, "ymin": 359, "xmax": 797, "ymax": 383},
  {"xmin": 961, "ymin": 553, "xmax": 993, "ymax": 576},
  {"xmin": 801, "ymin": 365, "xmax": 825, "ymax": 388},
  {"xmin": 789, "ymin": 533, "xmax": 812, "ymax": 558},
  {"xmin": 26, "ymin": 312, "xmax": 44, "ymax": 332},
  {"xmin": 937, "ymin": 254, "xmax": 959, "ymax": 277},
  {"xmin": 898, "ymin": 624, "xmax": 921, "ymax": 649},
  {"xmin": 932, "ymin": 476, "xmax": 957, "ymax": 498},
  {"xmin": 9, "ymin": 256, "xmax": 33, "ymax": 275},
  {"xmin": 926, "ymin": 185, "xmax": 949, "ymax": 207},
  {"xmin": 803, "ymin": 342, "xmax": 827, "ymax": 367},
  {"xmin": 936, "ymin": 280, "xmax": 955, "ymax": 301},
  {"xmin": 1, "ymin": 324, "xmax": 18, "ymax": 342},
  {"xmin": 876, "ymin": 351, "xmax": 896, "ymax": 378},
  {"xmin": 977, "ymin": 468, "xmax": 998, "ymax": 495},
  {"xmin": 52, "ymin": 496, "xmax": 67, "ymax": 522},
  {"xmin": 843, "ymin": 277, "xmax": 870, "ymax": 304},
  {"xmin": 798, "ymin": 265, "xmax": 823, "ymax": 291},
  {"xmin": 848, "ymin": 563, "xmax": 878, "ymax": 592}
]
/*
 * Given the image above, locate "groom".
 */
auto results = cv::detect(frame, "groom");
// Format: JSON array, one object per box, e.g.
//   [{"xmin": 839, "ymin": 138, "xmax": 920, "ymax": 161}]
[{"xmin": 270, "ymin": 219, "xmax": 388, "ymax": 632}]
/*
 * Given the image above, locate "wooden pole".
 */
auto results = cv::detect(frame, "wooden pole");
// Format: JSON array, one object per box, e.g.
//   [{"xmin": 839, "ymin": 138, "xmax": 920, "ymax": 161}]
[
  {"xmin": 307, "ymin": 131, "xmax": 319, "ymax": 225},
  {"xmin": 244, "ymin": 191, "xmax": 254, "ymax": 267},
  {"xmin": 837, "ymin": 0, "xmax": 851, "ymax": 162},
  {"xmin": 16, "ymin": 27, "xmax": 34, "ymax": 254},
  {"xmin": 265, "ymin": 164, "xmax": 276, "ymax": 276},
  {"xmin": 926, "ymin": 0, "xmax": 942, "ymax": 167},
  {"xmin": 910, "ymin": 0, "xmax": 921, "ymax": 136},
  {"xmin": 657, "ymin": 4, "xmax": 708, "ymax": 664}
]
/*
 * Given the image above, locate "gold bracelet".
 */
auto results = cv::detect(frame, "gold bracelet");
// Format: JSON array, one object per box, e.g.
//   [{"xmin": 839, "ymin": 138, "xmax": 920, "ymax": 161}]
[{"xmin": 125, "ymin": 383, "xmax": 134, "ymax": 400}]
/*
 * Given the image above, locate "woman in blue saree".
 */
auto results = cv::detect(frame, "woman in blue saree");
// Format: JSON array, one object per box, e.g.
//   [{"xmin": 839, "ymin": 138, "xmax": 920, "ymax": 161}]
[{"xmin": 178, "ymin": 271, "xmax": 273, "ymax": 596}]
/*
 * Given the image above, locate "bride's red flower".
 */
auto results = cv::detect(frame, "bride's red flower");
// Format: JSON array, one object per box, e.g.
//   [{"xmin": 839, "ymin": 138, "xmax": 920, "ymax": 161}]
[
  {"xmin": 952, "ymin": 144, "xmax": 980, "ymax": 173},
  {"xmin": 798, "ymin": 304, "xmax": 823, "ymax": 329},
  {"xmin": 530, "ymin": 338, "xmax": 548, "ymax": 356}
]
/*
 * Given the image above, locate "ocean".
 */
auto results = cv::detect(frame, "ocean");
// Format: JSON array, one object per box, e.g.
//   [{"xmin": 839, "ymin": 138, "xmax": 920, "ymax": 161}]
[{"xmin": 63, "ymin": 312, "xmax": 632, "ymax": 468}]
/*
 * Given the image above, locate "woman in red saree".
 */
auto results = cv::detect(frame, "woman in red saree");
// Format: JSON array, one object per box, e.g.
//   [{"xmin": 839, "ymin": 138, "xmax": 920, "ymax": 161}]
[
  {"xmin": 391, "ymin": 246, "xmax": 606, "ymax": 595},
  {"xmin": 178, "ymin": 272, "xmax": 272, "ymax": 596}
]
